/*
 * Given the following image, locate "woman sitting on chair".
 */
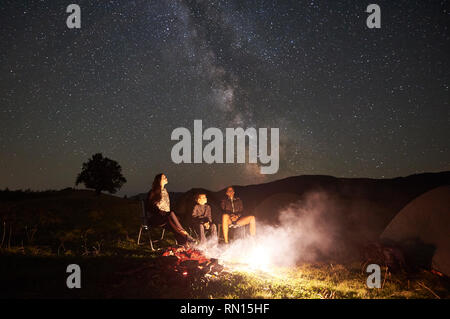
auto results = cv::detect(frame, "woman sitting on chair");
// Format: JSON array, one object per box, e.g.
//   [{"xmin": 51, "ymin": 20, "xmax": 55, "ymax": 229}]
[{"xmin": 147, "ymin": 173, "xmax": 195, "ymax": 245}]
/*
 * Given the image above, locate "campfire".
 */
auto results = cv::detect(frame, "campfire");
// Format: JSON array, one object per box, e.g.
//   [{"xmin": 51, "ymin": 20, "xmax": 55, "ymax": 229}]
[{"xmin": 161, "ymin": 246, "xmax": 225, "ymax": 278}]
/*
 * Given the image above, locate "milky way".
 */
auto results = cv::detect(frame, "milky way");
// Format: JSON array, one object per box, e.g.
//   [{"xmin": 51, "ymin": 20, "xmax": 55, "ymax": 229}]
[{"xmin": 0, "ymin": 0, "xmax": 449, "ymax": 195}]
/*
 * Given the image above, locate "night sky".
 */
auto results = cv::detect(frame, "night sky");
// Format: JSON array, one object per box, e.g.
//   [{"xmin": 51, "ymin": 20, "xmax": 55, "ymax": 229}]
[{"xmin": 1, "ymin": 0, "xmax": 449, "ymax": 195}]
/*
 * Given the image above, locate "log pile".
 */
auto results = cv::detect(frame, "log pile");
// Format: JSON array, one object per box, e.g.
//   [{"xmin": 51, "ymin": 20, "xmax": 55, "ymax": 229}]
[{"xmin": 161, "ymin": 246, "xmax": 224, "ymax": 277}]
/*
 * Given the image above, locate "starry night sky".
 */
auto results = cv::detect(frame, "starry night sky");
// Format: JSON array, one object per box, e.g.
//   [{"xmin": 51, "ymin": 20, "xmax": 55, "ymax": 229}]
[{"xmin": 0, "ymin": 0, "xmax": 449, "ymax": 195}]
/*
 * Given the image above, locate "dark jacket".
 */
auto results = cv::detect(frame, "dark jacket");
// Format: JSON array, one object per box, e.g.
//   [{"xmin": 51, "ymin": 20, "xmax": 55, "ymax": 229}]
[
  {"xmin": 220, "ymin": 197, "xmax": 244, "ymax": 216},
  {"xmin": 192, "ymin": 204, "xmax": 212, "ymax": 223}
]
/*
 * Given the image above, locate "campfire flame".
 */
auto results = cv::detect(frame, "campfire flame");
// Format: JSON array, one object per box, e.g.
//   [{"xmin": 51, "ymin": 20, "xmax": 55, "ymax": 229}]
[{"xmin": 194, "ymin": 237, "xmax": 279, "ymax": 275}]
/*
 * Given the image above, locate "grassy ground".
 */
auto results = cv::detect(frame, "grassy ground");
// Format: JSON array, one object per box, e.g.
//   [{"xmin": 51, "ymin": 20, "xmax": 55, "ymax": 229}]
[
  {"xmin": 1, "ymin": 240, "xmax": 449, "ymax": 299},
  {"xmin": 212, "ymin": 264, "xmax": 450, "ymax": 299}
]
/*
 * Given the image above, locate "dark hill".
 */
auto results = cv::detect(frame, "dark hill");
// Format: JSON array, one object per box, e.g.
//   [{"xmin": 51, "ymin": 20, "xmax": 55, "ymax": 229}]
[{"xmin": 0, "ymin": 189, "xmax": 141, "ymax": 253}]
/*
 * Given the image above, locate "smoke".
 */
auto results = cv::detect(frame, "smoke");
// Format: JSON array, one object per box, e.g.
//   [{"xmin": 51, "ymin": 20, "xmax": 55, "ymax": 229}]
[{"xmin": 197, "ymin": 192, "xmax": 343, "ymax": 272}]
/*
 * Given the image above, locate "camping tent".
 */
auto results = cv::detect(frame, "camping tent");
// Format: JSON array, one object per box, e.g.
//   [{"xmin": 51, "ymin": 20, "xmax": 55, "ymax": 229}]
[
  {"xmin": 253, "ymin": 192, "xmax": 304, "ymax": 223},
  {"xmin": 381, "ymin": 185, "xmax": 450, "ymax": 276}
]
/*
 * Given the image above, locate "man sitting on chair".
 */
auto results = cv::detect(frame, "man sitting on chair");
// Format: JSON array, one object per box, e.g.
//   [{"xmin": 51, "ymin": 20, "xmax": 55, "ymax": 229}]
[{"xmin": 221, "ymin": 186, "xmax": 256, "ymax": 244}]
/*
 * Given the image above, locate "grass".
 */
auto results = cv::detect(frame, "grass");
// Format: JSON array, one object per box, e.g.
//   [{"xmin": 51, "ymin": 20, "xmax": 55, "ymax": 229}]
[
  {"xmin": 178, "ymin": 264, "xmax": 450, "ymax": 299},
  {"xmin": 1, "ymin": 241, "xmax": 449, "ymax": 299},
  {"xmin": 210, "ymin": 264, "xmax": 450, "ymax": 299}
]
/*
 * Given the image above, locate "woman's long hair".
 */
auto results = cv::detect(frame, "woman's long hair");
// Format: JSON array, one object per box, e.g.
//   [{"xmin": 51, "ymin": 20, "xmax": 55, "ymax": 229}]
[{"xmin": 148, "ymin": 173, "xmax": 164, "ymax": 207}]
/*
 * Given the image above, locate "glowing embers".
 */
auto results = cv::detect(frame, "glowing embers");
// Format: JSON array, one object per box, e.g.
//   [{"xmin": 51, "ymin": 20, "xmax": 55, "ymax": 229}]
[{"xmin": 161, "ymin": 246, "xmax": 224, "ymax": 277}]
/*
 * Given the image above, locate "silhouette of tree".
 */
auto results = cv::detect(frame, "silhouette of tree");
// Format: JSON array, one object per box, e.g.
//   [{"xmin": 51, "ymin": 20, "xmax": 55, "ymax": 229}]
[{"xmin": 75, "ymin": 153, "xmax": 126, "ymax": 195}]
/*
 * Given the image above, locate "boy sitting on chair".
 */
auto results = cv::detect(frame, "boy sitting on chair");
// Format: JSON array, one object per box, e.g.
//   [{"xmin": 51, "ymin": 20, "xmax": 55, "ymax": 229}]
[{"xmin": 192, "ymin": 193, "xmax": 217, "ymax": 244}]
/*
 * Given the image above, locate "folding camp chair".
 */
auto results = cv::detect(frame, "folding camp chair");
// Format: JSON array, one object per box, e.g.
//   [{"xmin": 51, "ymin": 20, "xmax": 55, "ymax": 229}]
[
  {"xmin": 137, "ymin": 200, "xmax": 172, "ymax": 250},
  {"xmin": 218, "ymin": 221, "xmax": 248, "ymax": 242}
]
